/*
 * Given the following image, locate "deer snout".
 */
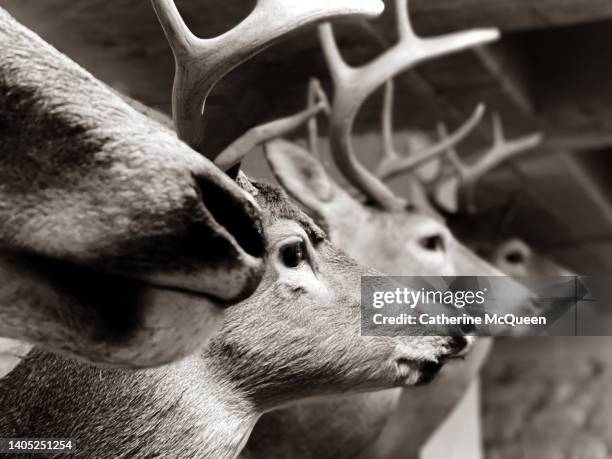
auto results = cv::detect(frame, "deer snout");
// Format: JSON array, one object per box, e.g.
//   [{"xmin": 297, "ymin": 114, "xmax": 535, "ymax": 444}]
[
  {"xmin": 416, "ymin": 337, "xmax": 469, "ymax": 385},
  {"xmin": 392, "ymin": 336, "xmax": 469, "ymax": 386}
]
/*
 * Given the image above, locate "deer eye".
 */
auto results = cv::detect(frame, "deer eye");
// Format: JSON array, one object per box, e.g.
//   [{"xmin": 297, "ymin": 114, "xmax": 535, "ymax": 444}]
[
  {"xmin": 420, "ymin": 235, "xmax": 445, "ymax": 252},
  {"xmin": 506, "ymin": 251, "xmax": 525, "ymax": 264},
  {"xmin": 280, "ymin": 240, "xmax": 308, "ymax": 268}
]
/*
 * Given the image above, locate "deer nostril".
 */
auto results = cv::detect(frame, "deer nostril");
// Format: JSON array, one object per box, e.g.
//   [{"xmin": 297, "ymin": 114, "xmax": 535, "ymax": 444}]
[{"xmin": 195, "ymin": 175, "xmax": 266, "ymax": 260}]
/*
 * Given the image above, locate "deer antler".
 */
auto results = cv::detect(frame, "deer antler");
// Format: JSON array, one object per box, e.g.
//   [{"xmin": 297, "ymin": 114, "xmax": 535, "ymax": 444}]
[
  {"xmin": 442, "ymin": 113, "xmax": 543, "ymax": 213},
  {"xmin": 215, "ymin": 81, "xmax": 330, "ymax": 171},
  {"xmin": 376, "ymin": 89, "xmax": 486, "ymax": 182},
  {"xmin": 319, "ymin": 0, "xmax": 500, "ymax": 211},
  {"xmin": 151, "ymin": 0, "xmax": 384, "ymax": 156}
]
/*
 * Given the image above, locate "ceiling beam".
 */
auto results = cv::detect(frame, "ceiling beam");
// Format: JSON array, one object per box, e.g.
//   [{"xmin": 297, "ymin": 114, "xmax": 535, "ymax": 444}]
[
  {"xmin": 408, "ymin": 0, "xmax": 612, "ymax": 34},
  {"xmin": 473, "ymin": 45, "xmax": 534, "ymax": 116},
  {"xmin": 544, "ymin": 133, "xmax": 612, "ymax": 151}
]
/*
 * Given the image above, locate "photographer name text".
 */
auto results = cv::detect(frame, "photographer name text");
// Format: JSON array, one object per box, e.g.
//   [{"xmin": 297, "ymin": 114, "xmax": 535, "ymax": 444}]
[{"xmin": 372, "ymin": 312, "xmax": 546, "ymax": 327}]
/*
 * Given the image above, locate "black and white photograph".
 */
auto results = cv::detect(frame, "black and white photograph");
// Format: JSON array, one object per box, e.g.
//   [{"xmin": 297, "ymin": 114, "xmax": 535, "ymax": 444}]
[{"xmin": 1, "ymin": 1, "xmax": 612, "ymax": 458}]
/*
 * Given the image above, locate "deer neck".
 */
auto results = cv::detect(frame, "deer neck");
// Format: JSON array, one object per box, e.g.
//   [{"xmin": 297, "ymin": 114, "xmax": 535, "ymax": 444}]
[
  {"xmin": 1, "ymin": 351, "xmax": 259, "ymax": 459},
  {"xmin": 110, "ymin": 355, "xmax": 260, "ymax": 459},
  {"xmin": 113, "ymin": 364, "xmax": 258, "ymax": 459},
  {"xmin": 194, "ymin": 359, "xmax": 260, "ymax": 459}
]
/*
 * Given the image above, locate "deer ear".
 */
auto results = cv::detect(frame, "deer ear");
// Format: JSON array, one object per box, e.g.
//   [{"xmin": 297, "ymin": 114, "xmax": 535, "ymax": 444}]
[{"xmin": 264, "ymin": 139, "xmax": 337, "ymax": 216}]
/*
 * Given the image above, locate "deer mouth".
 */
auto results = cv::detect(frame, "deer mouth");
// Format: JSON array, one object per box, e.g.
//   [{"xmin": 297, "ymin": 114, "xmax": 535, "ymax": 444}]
[
  {"xmin": 413, "ymin": 349, "xmax": 471, "ymax": 386},
  {"xmin": 415, "ymin": 361, "xmax": 445, "ymax": 386},
  {"xmin": 394, "ymin": 337, "xmax": 468, "ymax": 386},
  {"xmin": 394, "ymin": 358, "xmax": 444, "ymax": 386}
]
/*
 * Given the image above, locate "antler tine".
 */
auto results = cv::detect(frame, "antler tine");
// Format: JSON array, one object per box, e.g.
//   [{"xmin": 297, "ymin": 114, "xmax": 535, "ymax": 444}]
[
  {"xmin": 435, "ymin": 123, "xmax": 472, "ymax": 203},
  {"xmin": 380, "ymin": 79, "xmax": 400, "ymax": 167},
  {"xmin": 418, "ymin": 122, "xmax": 468, "ymax": 210},
  {"xmin": 376, "ymin": 103, "xmax": 486, "ymax": 181},
  {"xmin": 319, "ymin": 24, "xmax": 407, "ymax": 210},
  {"xmin": 215, "ymin": 84, "xmax": 330, "ymax": 172},
  {"xmin": 477, "ymin": 113, "xmax": 543, "ymax": 173},
  {"xmin": 356, "ymin": 21, "xmax": 398, "ymax": 168},
  {"xmin": 150, "ymin": 0, "xmax": 196, "ymax": 58},
  {"xmin": 307, "ymin": 78, "xmax": 330, "ymax": 158},
  {"xmin": 451, "ymin": 113, "xmax": 544, "ymax": 213},
  {"xmin": 396, "ymin": 0, "xmax": 415, "ymax": 41},
  {"xmin": 319, "ymin": 0, "xmax": 499, "ymax": 211},
  {"xmin": 434, "ymin": 122, "xmax": 463, "ymax": 183},
  {"xmin": 151, "ymin": 0, "xmax": 384, "ymax": 157},
  {"xmin": 411, "ymin": 123, "xmax": 460, "ymax": 208}
]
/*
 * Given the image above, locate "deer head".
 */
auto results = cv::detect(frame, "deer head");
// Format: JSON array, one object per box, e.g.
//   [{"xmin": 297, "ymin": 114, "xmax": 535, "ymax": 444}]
[
  {"xmin": 150, "ymin": 0, "xmax": 467, "ymax": 404},
  {"xmin": 0, "ymin": 172, "xmax": 470, "ymax": 457}
]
